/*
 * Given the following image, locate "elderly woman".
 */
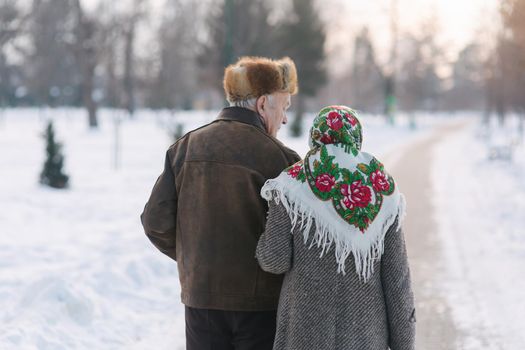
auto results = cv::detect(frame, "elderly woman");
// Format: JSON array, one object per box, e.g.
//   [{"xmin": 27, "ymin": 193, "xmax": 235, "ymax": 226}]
[{"xmin": 256, "ymin": 105, "xmax": 416, "ymax": 350}]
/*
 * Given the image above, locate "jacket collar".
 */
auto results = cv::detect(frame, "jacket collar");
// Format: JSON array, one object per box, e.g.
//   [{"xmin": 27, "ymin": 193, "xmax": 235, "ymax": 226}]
[{"xmin": 216, "ymin": 107, "xmax": 267, "ymax": 133}]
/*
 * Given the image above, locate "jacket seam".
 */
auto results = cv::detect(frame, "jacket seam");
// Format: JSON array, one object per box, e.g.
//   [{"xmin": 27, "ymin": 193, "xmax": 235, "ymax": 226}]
[
  {"xmin": 182, "ymin": 159, "xmax": 266, "ymax": 178},
  {"xmin": 216, "ymin": 116, "xmax": 265, "ymax": 131},
  {"xmin": 168, "ymin": 120, "xmax": 215, "ymax": 151},
  {"xmin": 170, "ymin": 118, "xmax": 295, "ymax": 164},
  {"xmin": 202, "ymin": 117, "xmax": 294, "ymax": 162}
]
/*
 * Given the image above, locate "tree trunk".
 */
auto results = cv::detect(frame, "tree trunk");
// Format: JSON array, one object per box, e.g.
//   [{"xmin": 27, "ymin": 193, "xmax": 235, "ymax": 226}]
[
  {"xmin": 86, "ymin": 91, "xmax": 97, "ymax": 128},
  {"xmin": 71, "ymin": 0, "xmax": 98, "ymax": 129},
  {"xmin": 519, "ymin": 113, "xmax": 524, "ymax": 144},
  {"xmin": 123, "ymin": 23, "xmax": 135, "ymax": 117},
  {"xmin": 496, "ymin": 94, "xmax": 506, "ymax": 127},
  {"xmin": 82, "ymin": 52, "xmax": 98, "ymax": 128},
  {"xmin": 290, "ymin": 94, "xmax": 305, "ymax": 137},
  {"xmin": 0, "ymin": 52, "xmax": 7, "ymax": 107},
  {"xmin": 106, "ymin": 45, "xmax": 119, "ymax": 108}
]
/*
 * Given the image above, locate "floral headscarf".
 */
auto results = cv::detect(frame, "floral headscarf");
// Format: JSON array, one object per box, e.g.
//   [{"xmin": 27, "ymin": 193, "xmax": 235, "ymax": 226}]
[
  {"xmin": 261, "ymin": 105, "xmax": 405, "ymax": 281},
  {"xmin": 309, "ymin": 105, "xmax": 363, "ymax": 150}
]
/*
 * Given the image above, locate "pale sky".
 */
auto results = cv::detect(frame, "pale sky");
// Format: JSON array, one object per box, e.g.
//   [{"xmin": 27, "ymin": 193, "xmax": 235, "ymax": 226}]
[
  {"xmin": 320, "ymin": 0, "xmax": 500, "ymax": 73},
  {"xmin": 81, "ymin": 0, "xmax": 499, "ymax": 46},
  {"xmin": 82, "ymin": 0, "xmax": 500, "ymax": 75}
]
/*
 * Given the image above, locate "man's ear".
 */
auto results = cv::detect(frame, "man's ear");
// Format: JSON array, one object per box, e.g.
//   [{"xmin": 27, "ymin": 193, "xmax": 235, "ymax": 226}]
[{"xmin": 256, "ymin": 95, "xmax": 267, "ymax": 116}]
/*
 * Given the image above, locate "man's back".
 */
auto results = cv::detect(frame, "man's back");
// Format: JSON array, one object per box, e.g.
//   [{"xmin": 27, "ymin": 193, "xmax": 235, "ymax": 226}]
[
  {"xmin": 142, "ymin": 107, "xmax": 300, "ymax": 311},
  {"xmin": 142, "ymin": 56, "xmax": 300, "ymax": 350}
]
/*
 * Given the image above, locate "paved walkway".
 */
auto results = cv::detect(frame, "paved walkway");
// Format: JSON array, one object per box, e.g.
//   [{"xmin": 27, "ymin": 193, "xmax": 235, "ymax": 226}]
[{"xmin": 385, "ymin": 122, "xmax": 468, "ymax": 350}]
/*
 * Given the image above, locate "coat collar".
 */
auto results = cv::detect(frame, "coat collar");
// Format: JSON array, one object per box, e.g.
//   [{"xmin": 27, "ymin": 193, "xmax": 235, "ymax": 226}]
[{"xmin": 216, "ymin": 107, "xmax": 267, "ymax": 133}]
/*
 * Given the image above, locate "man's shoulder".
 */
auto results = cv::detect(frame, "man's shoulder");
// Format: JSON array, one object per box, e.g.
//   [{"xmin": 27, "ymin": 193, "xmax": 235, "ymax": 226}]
[
  {"xmin": 265, "ymin": 136, "xmax": 300, "ymax": 163},
  {"xmin": 269, "ymin": 136, "xmax": 298, "ymax": 156},
  {"xmin": 164, "ymin": 121, "xmax": 217, "ymax": 166},
  {"xmin": 167, "ymin": 119, "xmax": 300, "ymax": 169},
  {"xmin": 230, "ymin": 125, "xmax": 300, "ymax": 165},
  {"xmin": 167, "ymin": 119, "xmax": 217, "ymax": 150}
]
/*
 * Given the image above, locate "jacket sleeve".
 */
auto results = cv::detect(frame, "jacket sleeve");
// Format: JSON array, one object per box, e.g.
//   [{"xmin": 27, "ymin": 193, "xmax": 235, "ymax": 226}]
[
  {"xmin": 381, "ymin": 220, "xmax": 416, "ymax": 350},
  {"xmin": 140, "ymin": 151, "xmax": 178, "ymax": 261},
  {"xmin": 256, "ymin": 200, "xmax": 293, "ymax": 274}
]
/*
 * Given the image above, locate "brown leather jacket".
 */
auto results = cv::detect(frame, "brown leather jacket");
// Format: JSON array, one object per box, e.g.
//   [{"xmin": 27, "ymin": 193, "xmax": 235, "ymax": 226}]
[{"xmin": 141, "ymin": 107, "xmax": 300, "ymax": 311}]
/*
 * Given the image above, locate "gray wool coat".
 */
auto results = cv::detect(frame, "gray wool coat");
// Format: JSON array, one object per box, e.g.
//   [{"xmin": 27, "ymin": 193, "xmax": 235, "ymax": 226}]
[{"xmin": 256, "ymin": 200, "xmax": 416, "ymax": 350}]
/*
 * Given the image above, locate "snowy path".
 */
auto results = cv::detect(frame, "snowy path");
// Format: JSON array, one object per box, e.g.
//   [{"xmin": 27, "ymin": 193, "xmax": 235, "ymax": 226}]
[
  {"xmin": 388, "ymin": 118, "xmax": 525, "ymax": 350},
  {"xmin": 431, "ymin": 119, "xmax": 525, "ymax": 349},
  {"xmin": 0, "ymin": 109, "xmax": 449, "ymax": 349},
  {"xmin": 387, "ymin": 122, "xmax": 466, "ymax": 350}
]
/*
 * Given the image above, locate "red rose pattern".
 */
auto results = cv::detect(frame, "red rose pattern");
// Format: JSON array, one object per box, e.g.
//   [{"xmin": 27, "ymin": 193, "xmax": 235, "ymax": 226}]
[
  {"xmin": 315, "ymin": 173, "xmax": 336, "ymax": 192},
  {"xmin": 320, "ymin": 134, "xmax": 334, "ymax": 144},
  {"xmin": 288, "ymin": 164, "xmax": 302, "ymax": 178},
  {"xmin": 340, "ymin": 180, "xmax": 372, "ymax": 210},
  {"xmin": 370, "ymin": 169, "xmax": 390, "ymax": 192},
  {"xmin": 345, "ymin": 113, "xmax": 358, "ymax": 126},
  {"xmin": 327, "ymin": 111, "xmax": 343, "ymax": 130}
]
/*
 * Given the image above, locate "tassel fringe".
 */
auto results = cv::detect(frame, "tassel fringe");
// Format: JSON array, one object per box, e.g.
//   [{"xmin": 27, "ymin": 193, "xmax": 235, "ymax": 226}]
[{"xmin": 262, "ymin": 180, "xmax": 406, "ymax": 282}]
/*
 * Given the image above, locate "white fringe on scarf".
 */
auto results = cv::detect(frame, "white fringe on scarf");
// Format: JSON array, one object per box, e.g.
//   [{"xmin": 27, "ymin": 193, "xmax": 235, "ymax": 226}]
[{"xmin": 262, "ymin": 177, "xmax": 406, "ymax": 282}]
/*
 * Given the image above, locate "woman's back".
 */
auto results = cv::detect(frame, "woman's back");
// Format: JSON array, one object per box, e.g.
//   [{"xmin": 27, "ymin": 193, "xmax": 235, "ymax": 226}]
[
  {"xmin": 256, "ymin": 105, "xmax": 415, "ymax": 350},
  {"xmin": 256, "ymin": 201, "xmax": 415, "ymax": 350}
]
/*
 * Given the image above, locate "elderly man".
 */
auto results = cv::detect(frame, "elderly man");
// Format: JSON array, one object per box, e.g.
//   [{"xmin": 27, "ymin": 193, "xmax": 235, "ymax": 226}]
[{"xmin": 141, "ymin": 56, "xmax": 300, "ymax": 350}]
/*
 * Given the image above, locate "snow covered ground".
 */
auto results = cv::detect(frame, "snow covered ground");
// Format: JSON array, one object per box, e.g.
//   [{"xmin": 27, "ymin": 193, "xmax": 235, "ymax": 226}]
[
  {"xmin": 0, "ymin": 107, "xmax": 441, "ymax": 349},
  {"xmin": 4, "ymin": 107, "xmax": 524, "ymax": 349},
  {"xmin": 432, "ymin": 117, "xmax": 525, "ymax": 349}
]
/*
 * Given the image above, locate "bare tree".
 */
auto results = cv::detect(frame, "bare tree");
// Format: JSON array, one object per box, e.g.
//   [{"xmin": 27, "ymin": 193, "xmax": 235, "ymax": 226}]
[
  {"xmin": 351, "ymin": 27, "xmax": 384, "ymax": 113},
  {"xmin": 484, "ymin": 30, "xmax": 522, "ymax": 126},
  {"xmin": 397, "ymin": 24, "xmax": 444, "ymax": 112},
  {"xmin": 97, "ymin": 5, "xmax": 123, "ymax": 109},
  {"xmin": 26, "ymin": 0, "xmax": 80, "ymax": 107},
  {"xmin": 498, "ymin": 0, "xmax": 525, "ymax": 130},
  {"xmin": 148, "ymin": 0, "xmax": 200, "ymax": 110},
  {"xmin": 444, "ymin": 43, "xmax": 485, "ymax": 111},
  {"xmin": 121, "ymin": 0, "xmax": 147, "ymax": 116},
  {"xmin": 0, "ymin": 0, "xmax": 27, "ymax": 106},
  {"xmin": 70, "ymin": 0, "xmax": 101, "ymax": 128},
  {"xmin": 0, "ymin": 0, "xmax": 24, "ymax": 49},
  {"xmin": 199, "ymin": 0, "xmax": 277, "ymax": 95},
  {"xmin": 384, "ymin": 0, "xmax": 399, "ymax": 122},
  {"xmin": 278, "ymin": 0, "xmax": 327, "ymax": 136}
]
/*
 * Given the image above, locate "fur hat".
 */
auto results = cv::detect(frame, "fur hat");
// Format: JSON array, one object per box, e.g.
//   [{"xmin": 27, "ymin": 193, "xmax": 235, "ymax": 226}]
[{"xmin": 223, "ymin": 56, "xmax": 298, "ymax": 103}]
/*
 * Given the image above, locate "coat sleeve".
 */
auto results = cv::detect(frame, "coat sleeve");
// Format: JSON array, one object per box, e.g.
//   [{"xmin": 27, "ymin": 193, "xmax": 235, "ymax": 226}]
[
  {"xmin": 381, "ymin": 220, "xmax": 416, "ymax": 350},
  {"xmin": 256, "ymin": 199, "xmax": 293, "ymax": 274},
  {"xmin": 140, "ymin": 151, "xmax": 178, "ymax": 261}
]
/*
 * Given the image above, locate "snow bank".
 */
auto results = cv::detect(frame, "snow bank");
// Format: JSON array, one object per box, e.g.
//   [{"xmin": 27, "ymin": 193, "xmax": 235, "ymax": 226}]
[
  {"xmin": 432, "ymin": 116, "xmax": 525, "ymax": 349},
  {"xmin": 0, "ymin": 107, "xmax": 441, "ymax": 349}
]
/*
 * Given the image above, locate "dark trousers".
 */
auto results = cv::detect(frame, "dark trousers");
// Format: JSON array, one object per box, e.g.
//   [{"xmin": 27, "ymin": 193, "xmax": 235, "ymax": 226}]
[{"xmin": 185, "ymin": 306, "xmax": 277, "ymax": 350}]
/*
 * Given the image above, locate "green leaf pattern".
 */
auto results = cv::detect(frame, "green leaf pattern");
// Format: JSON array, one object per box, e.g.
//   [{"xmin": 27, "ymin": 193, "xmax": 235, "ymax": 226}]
[
  {"xmin": 286, "ymin": 145, "xmax": 396, "ymax": 232},
  {"xmin": 309, "ymin": 105, "xmax": 363, "ymax": 150}
]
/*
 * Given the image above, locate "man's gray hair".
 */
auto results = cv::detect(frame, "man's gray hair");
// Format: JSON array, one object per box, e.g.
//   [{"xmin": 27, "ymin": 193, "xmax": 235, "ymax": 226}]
[{"xmin": 230, "ymin": 95, "xmax": 275, "ymax": 110}]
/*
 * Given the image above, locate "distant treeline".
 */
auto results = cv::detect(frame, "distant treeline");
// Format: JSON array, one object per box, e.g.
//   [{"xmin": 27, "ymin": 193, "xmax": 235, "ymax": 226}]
[{"xmin": 1, "ymin": 0, "xmax": 524, "ymax": 127}]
